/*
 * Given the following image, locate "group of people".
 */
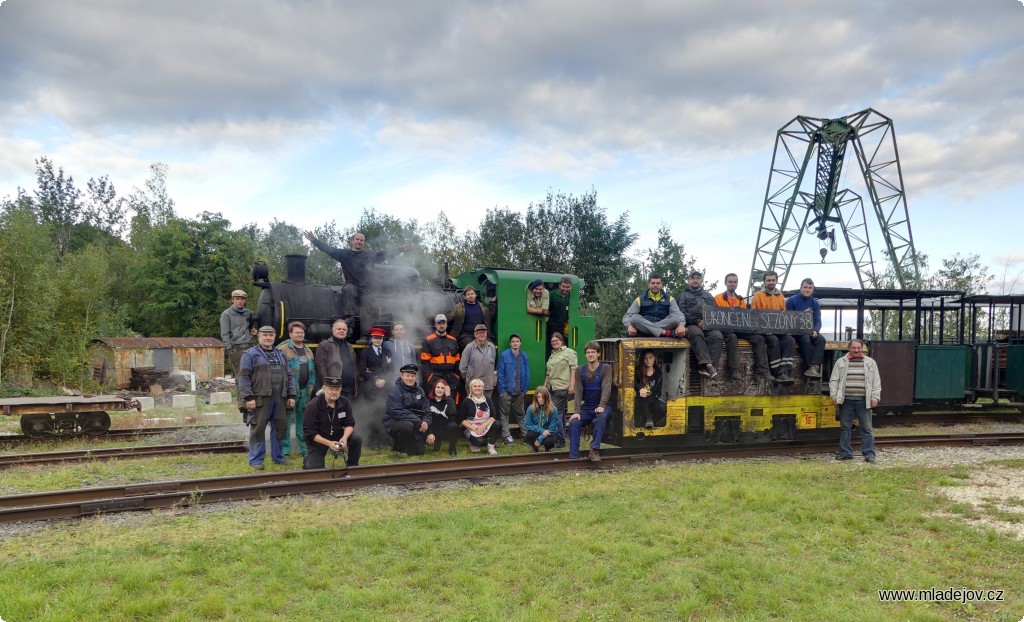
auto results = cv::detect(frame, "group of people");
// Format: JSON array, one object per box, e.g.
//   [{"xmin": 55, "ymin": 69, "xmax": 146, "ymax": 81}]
[{"xmin": 622, "ymin": 270, "xmax": 827, "ymax": 386}]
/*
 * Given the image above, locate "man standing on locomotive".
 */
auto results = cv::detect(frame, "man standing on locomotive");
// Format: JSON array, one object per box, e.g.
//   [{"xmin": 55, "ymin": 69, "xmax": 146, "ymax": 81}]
[
  {"xmin": 421, "ymin": 314, "xmax": 462, "ymax": 397},
  {"xmin": 449, "ymin": 286, "xmax": 493, "ymax": 349},
  {"xmin": 277, "ymin": 321, "xmax": 316, "ymax": 458},
  {"xmin": 302, "ymin": 376, "xmax": 362, "ymax": 469},
  {"xmin": 547, "ymin": 277, "xmax": 573, "ymax": 356},
  {"xmin": 622, "ymin": 274, "xmax": 686, "ymax": 338},
  {"xmin": 568, "ymin": 341, "xmax": 612, "ymax": 462},
  {"xmin": 303, "ymin": 230, "xmax": 410, "ymax": 338},
  {"xmin": 239, "ymin": 326, "xmax": 297, "ymax": 469},
  {"xmin": 829, "ymin": 339, "xmax": 881, "ymax": 463},
  {"xmin": 220, "ymin": 289, "xmax": 256, "ymax": 378},
  {"xmin": 314, "ymin": 319, "xmax": 359, "ymax": 398}
]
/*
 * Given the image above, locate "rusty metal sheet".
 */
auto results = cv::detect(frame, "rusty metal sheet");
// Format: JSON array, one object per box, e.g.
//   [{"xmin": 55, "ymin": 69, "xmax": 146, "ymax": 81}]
[
  {"xmin": 93, "ymin": 337, "xmax": 225, "ymax": 349},
  {"xmin": 871, "ymin": 341, "xmax": 916, "ymax": 408}
]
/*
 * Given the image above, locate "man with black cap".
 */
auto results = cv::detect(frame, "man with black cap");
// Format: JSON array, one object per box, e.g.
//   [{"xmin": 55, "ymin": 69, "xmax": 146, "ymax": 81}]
[
  {"xmin": 383, "ymin": 363, "xmax": 431, "ymax": 457},
  {"xmin": 460, "ymin": 323, "xmax": 497, "ymax": 400},
  {"xmin": 239, "ymin": 326, "xmax": 297, "ymax": 469},
  {"xmin": 421, "ymin": 313, "xmax": 462, "ymax": 396},
  {"xmin": 303, "ymin": 376, "xmax": 362, "ymax": 469},
  {"xmin": 526, "ymin": 279, "xmax": 550, "ymax": 317},
  {"xmin": 220, "ymin": 289, "xmax": 256, "ymax": 378},
  {"xmin": 676, "ymin": 270, "xmax": 724, "ymax": 379}
]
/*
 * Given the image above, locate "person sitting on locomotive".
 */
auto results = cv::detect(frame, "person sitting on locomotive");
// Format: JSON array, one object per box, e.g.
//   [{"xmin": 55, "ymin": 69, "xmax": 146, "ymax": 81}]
[
  {"xmin": 421, "ymin": 314, "xmax": 462, "ymax": 398},
  {"xmin": 457, "ymin": 378, "xmax": 500, "ymax": 455},
  {"xmin": 449, "ymin": 285, "xmax": 493, "ymax": 349},
  {"xmin": 460, "ymin": 324, "xmax": 497, "ymax": 403},
  {"xmin": 220, "ymin": 289, "xmax": 256, "ymax": 378},
  {"xmin": 383, "ymin": 322, "xmax": 417, "ymax": 381},
  {"xmin": 547, "ymin": 277, "xmax": 573, "ymax": 356},
  {"xmin": 635, "ymin": 350, "xmax": 666, "ymax": 429},
  {"xmin": 676, "ymin": 271, "xmax": 724, "ymax": 379},
  {"xmin": 383, "ymin": 363, "xmax": 431, "ymax": 458},
  {"xmin": 302, "ymin": 376, "xmax": 362, "ymax": 469},
  {"xmin": 278, "ymin": 320, "xmax": 317, "ymax": 458},
  {"xmin": 497, "ymin": 333, "xmax": 530, "ymax": 446},
  {"xmin": 752, "ymin": 270, "xmax": 796, "ymax": 386},
  {"xmin": 545, "ymin": 332, "xmax": 577, "ymax": 448},
  {"xmin": 359, "ymin": 327, "xmax": 392, "ymax": 400},
  {"xmin": 303, "ymin": 230, "xmax": 410, "ymax": 337},
  {"xmin": 568, "ymin": 341, "xmax": 612, "ymax": 462},
  {"xmin": 623, "ymin": 274, "xmax": 686, "ymax": 338},
  {"xmin": 786, "ymin": 278, "xmax": 826, "ymax": 379},
  {"xmin": 715, "ymin": 273, "xmax": 771, "ymax": 383},
  {"xmin": 239, "ymin": 326, "xmax": 297, "ymax": 469},
  {"xmin": 523, "ymin": 385, "xmax": 559, "ymax": 452},
  {"xmin": 526, "ymin": 279, "xmax": 550, "ymax": 317},
  {"xmin": 315, "ymin": 319, "xmax": 359, "ymax": 397},
  {"xmin": 426, "ymin": 378, "xmax": 460, "ymax": 456}
]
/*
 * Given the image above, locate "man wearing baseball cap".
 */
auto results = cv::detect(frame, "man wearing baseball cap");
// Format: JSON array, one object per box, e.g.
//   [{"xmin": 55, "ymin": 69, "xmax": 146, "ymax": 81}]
[
  {"xmin": 421, "ymin": 313, "xmax": 462, "ymax": 396},
  {"xmin": 220, "ymin": 289, "xmax": 256, "ymax": 378}
]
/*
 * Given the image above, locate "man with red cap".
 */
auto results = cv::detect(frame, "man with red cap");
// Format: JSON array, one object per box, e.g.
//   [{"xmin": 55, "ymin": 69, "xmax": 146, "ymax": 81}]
[{"xmin": 359, "ymin": 327, "xmax": 392, "ymax": 402}]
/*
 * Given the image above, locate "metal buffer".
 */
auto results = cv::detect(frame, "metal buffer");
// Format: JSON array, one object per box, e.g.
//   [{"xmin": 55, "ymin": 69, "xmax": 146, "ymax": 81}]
[{"xmin": 747, "ymin": 108, "xmax": 921, "ymax": 294}]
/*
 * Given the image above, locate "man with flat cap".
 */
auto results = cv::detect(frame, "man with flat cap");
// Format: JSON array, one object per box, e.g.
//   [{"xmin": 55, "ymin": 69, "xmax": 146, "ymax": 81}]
[
  {"xmin": 303, "ymin": 376, "xmax": 362, "ymax": 469},
  {"xmin": 460, "ymin": 323, "xmax": 497, "ymax": 400},
  {"xmin": 239, "ymin": 326, "xmax": 297, "ymax": 469},
  {"xmin": 421, "ymin": 313, "xmax": 462, "ymax": 396},
  {"xmin": 383, "ymin": 363, "xmax": 431, "ymax": 457},
  {"xmin": 220, "ymin": 289, "xmax": 256, "ymax": 378}
]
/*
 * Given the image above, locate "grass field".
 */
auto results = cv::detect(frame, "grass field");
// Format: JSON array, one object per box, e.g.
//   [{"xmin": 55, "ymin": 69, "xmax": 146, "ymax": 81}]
[{"xmin": 1, "ymin": 456, "xmax": 1022, "ymax": 621}]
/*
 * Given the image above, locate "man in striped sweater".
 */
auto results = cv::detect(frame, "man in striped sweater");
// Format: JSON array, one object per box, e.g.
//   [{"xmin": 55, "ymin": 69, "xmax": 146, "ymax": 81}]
[{"xmin": 828, "ymin": 339, "xmax": 882, "ymax": 463}]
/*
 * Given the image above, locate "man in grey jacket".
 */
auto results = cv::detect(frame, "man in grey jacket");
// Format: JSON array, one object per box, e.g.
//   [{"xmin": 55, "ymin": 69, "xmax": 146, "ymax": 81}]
[
  {"xmin": 460, "ymin": 324, "xmax": 497, "ymax": 400},
  {"xmin": 828, "ymin": 339, "xmax": 882, "ymax": 463},
  {"xmin": 220, "ymin": 289, "xmax": 256, "ymax": 378}
]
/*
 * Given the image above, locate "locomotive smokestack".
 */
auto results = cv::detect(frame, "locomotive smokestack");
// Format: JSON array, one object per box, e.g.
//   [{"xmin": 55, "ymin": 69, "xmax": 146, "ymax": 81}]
[{"xmin": 284, "ymin": 254, "xmax": 308, "ymax": 284}]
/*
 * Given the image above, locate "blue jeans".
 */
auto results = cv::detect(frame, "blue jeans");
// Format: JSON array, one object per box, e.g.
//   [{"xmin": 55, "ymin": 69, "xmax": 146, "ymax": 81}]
[
  {"xmin": 839, "ymin": 398, "xmax": 874, "ymax": 458},
  {"xmin": 248, "ymin": 396, "xmax": 287, "ymax": 466},
  {"xmin": 569, "ymin": 408, "xmax": 609, "ymax": 458}
]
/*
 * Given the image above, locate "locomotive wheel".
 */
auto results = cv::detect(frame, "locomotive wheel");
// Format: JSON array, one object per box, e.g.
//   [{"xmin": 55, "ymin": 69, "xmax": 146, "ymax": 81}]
[
  {"xmin": 20, "ymin": 413, "xmax": 52, "ymax": 437},
  {"xmin": 80, "ymin": 411, "xmax": 112, "ymax": 435}
]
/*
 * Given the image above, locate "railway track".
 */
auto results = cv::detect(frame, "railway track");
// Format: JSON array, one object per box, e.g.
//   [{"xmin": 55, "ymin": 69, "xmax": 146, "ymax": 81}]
[
  {"xmin": 874, "ymin": 412, "xmax": 1024, "ymax": 427},
  {"xmin": 0, "ymin": 441, "xmax": 247, "ymax": 470},
  {"xmin": 0, "ymin": 425, "xmax": 240, "ymax": 448},
  {"xmin": 2, "ymin": 432, "xmax": 1022, "ymax": 525}
]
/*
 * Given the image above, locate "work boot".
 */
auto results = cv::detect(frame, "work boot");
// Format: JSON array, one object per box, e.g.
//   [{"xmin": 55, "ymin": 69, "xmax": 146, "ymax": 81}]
[
  {"xmin": 728, "ymin": 370, "xmax": 744, "ymax": 382},
  {"xmin": 805, "ymin": 364, "xmax": 821, "ymax": 378},
  {"xmin": 589, "ymin": 448, "xmax": 601, "ymax": 463},
  {"xmin": 776, "ymin": 372, "xmax": 795, "ymax": 386}
]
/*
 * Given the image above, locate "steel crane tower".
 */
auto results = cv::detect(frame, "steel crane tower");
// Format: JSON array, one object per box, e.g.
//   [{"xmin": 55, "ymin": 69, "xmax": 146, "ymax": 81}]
[{"xmin": 747, "ymin": 108, "xmax": 921, "ymax": 295}]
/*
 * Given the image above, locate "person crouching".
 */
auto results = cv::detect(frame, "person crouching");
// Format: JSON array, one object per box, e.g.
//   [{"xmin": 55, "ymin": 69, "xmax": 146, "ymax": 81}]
[
  {"xmin": 458, "ymin": 378, "xmax": 499, "ymax": 454},
  {"xmin": 383, "ymin": 363, "xmax": 431, "ymax": 458},
  {"xmin": 302, "ymin": 376, "xmax": 362, "ymax": 469}
]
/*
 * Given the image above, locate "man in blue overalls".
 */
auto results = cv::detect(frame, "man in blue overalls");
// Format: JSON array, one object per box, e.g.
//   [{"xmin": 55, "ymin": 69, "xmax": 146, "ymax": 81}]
[
  {"xmin": 568, "ymin": 341, "xmax": 612, "ymax": 462},
  {"xmin": 239, "ymin": 326, "xmax": 297, "ymax": 469}
]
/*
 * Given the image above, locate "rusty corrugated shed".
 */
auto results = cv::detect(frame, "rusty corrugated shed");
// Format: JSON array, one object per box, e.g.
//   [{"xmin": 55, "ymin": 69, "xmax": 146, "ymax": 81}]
[{"xmin": 93, "ymin": 337, "xmax": 225, "ymax": 349}]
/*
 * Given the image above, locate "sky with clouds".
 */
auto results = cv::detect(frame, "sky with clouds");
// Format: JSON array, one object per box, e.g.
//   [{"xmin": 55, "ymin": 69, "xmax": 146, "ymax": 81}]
[{"xmin": 1, "ymin": 0, "xmax": 1022, "ymax": 295}]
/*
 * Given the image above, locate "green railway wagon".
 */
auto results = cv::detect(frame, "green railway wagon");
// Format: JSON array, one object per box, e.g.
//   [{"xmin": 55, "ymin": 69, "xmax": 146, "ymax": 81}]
[{"xmin": 452, "ymin": 268, "xmax": 595, "ymax": 384}]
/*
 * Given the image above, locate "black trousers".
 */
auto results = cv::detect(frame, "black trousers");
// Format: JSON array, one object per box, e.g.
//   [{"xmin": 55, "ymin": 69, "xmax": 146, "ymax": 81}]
[
  {"xmin": 429, "ymin": 419, "xmax": 461, "ymax": 454},
  {"xmin": 467, "ymin": 424, "xmax": 500, "ymax": 447},
  {"xmin": 390, "ymin": 420, "xmax": 427, "ymax": 455},
  {"xmin": 303, "ymin": 433, "xmax": 363, "ymax": 469},
  {"xmin": 523, "ymin": 430, "xmax": 556, "ymax": 451},
  {"xmin": 765, "ymin": 334, "xmax": 795, "ymax": 376},
  {"xmin": 635, "ymin": 397, "xmax": 667, "ymax": 426},
  {"xmin": 795, "ymin": 333, "xmax": 827, "ymax": 368},
  {"xmin": 686, "ymin": 324, "xmax": 723, "ymax": 368},
  {"xmin": 723, "ymin": 332, "xmax": 769, "ymax": 375}
]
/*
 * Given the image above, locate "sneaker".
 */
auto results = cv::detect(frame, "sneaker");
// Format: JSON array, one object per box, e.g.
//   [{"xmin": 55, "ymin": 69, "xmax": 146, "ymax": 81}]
[
  {"xmin": 728, "ymin": 371, "xmax": 744, "ymax": 382},
  {"xmin": 554, "ymin": 440, "xmax": 565, "ymax": 448},
  {"xmin": 470, "ymin": 445, "xmax": 481, "ymax": 453},
  {"xmin": 707, "ymin": 365, "xmax": 718, "ymax": 379},
  {"xmin": 589, "ymin": 448, "xmax": 601, "ymax": 463},
  {"xmin": 449, "ymin": 449, "xmax": 457, "ymax": 457},
  {"xmin": 644, "ymin": 418, "xmax": 654, "ymax": 429},
  {"xmin": 864, "ymin": 455, "xmax": 876, "ymax": 463},
  {"xmin": 698, "ymin": 365, "xmax": 711, "ymax": 378},
  {"xmin": 805, "ymin": 364, "xmax": 822, "ymax": 378},
  {"xmin": 835, "ymin": 454, "xmax": 853, "ymax": 461},
  {"xmin": 662, "ymin": 329, "xmax": 673, "ymax": 337},
  {"xmin": 504, "ymin": 436, "xmax": 515, "ymax": 445},
  {"xmin": 531, "ymin": 445, "xmax": 540, "ymax": 453},
  {"xmin": 250, "ymin": 464, "xmax": 265, "ymax": 471},
  {"xmin": 486, "ymin": 444, "xmax": 498, "ymax": 455},
  {"xmin": 776, "ymin": 373, "xmax": 795, "ymax": 386},
  {"xmin": 396, "ymin": 452, "xmax": 408, "ymax": 459}
]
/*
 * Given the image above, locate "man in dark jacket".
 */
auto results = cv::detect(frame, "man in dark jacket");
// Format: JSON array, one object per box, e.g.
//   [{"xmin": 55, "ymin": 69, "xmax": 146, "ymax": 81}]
[
  {"xmin": 303, "ymin": 376, "xmax": 362, "ymax": 469},
  {"xmin": 315, "ymin": 318, "xmax": 359, "ymax": 397},
  {"xmin": 448, "ymin": 286, "xmax": 494, "ymax": 348},
  {"xmin": 383, "ymin": 364, "xmax": 431, "ymax": 457},
  {"xmin": 239, "ymin": 326, "xmax": 297, "ymax": 469},
  {"xmin": 359, "ymin": 327, "xmax": 392, "ymax": 401},
  {"xmin": 786, "ymin": 278, "xmax": 826, "ymax": 378},
  {"xmin": 676, "ymin": 271, "xmax": 723, "ymax": 378}
]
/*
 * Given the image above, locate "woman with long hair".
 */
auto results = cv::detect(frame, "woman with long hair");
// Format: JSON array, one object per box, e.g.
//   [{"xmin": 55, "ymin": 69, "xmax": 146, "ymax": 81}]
[
  {"xmin": 523, "ymin": 385, "xmax": 560, "ymax": 452},
  {"xmin": 635, "ymin": 350, "xmax": 665, "ymax": 429},
  {"xmin": 544, "ymin": 332, "xmax": 577, "ymax": 447},
  {"xmin": 427, "ymin": 378, "xmax": 460, "ymax": 456}
]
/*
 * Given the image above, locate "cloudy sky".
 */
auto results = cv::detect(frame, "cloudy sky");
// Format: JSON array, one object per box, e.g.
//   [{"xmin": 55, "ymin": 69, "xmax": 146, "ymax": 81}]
[{"xmin": 1, "ymin": 0, "xmax": 1022, "ymax": 294}]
